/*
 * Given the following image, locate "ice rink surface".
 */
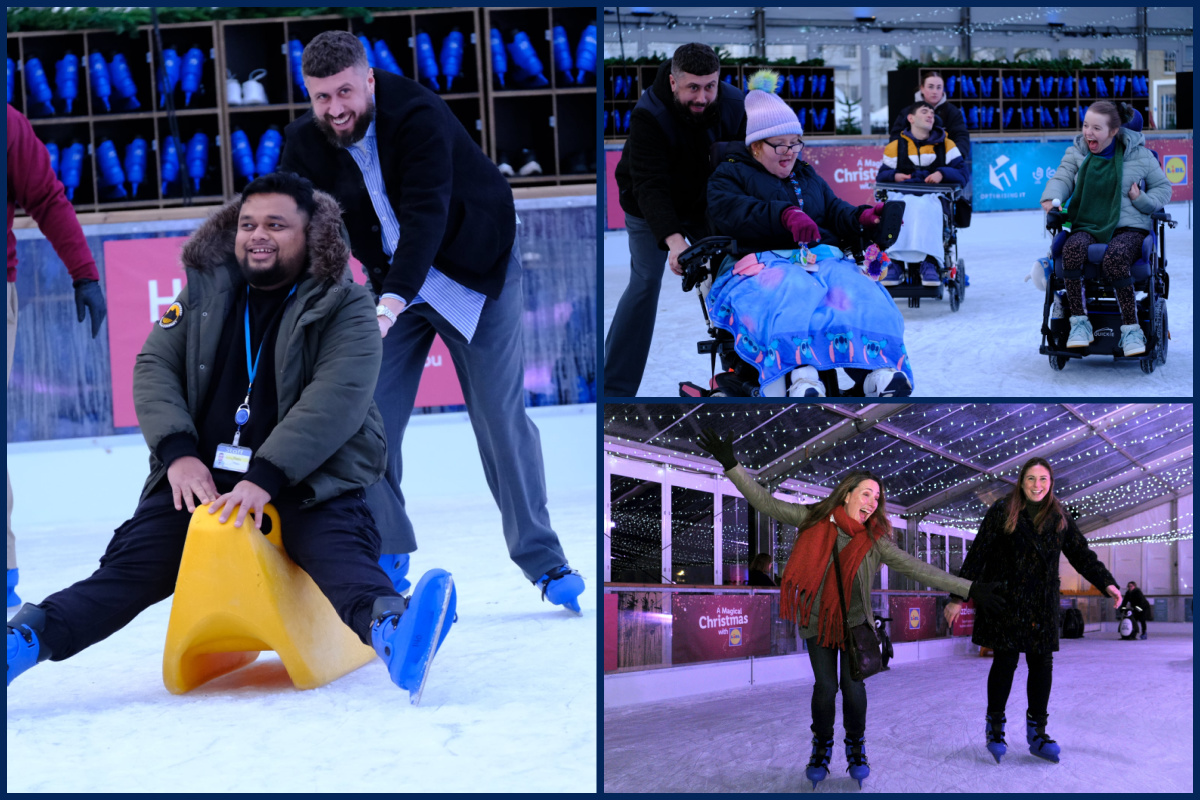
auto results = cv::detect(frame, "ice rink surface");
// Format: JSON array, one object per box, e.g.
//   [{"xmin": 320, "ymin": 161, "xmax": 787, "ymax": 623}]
[
  {"xmin": 604, "ymin": 630, "xmax": 1193, "ymax": 793},
  {"xmin": 7, "ymin": 404, "xmax": 598, "ymax": 793},
  {"xmin": 603, "ymin": 202, "xmax": 1194, "ymax": 397}
]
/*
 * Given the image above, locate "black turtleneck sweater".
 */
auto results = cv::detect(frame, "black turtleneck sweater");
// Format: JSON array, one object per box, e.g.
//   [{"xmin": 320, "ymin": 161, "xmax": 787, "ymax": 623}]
[{"xmin": 157, "ymin": 280, "xmax": 297, "ymax": 498}]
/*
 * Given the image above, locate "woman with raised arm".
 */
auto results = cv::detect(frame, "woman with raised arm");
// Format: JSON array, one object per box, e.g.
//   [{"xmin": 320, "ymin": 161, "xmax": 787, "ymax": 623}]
[{"xmin": 698, "ymin": 428, "xmax": 1007, "ymax": 789}]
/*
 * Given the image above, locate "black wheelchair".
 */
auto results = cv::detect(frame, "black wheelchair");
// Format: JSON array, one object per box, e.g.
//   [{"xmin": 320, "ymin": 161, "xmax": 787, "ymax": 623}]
[
  {"xmin": 675, "ymin": 207, "xmax": 906, "ymax": 398},
  {"xmin": 1039, "ymin": 207, "xmax": 1175, "ymax": 374},
  {"xmin": 872, "ymin": 182, "xmax": 969, "ymax": 312}
]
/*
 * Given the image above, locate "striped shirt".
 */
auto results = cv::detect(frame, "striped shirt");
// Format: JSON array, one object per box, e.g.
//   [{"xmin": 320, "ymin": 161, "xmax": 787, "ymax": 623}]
[{"xmin": 346, "ymin": 121, "xmax": 486, "ymax": 342}]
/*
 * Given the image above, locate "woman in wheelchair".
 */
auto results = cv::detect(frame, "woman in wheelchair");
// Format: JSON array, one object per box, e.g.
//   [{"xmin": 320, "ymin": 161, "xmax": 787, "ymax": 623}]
[
  {"xmin": 1039, "ymin": 100, "xmax": 1171, "ymax": 356},
  {"xmin": 704, "ymin": 70, "xmax": 913, "ymax": 398}
]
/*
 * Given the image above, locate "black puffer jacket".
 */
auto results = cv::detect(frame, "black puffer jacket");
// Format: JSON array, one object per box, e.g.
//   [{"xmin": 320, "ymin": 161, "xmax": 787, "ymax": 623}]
[
  {"xmin": 707, "ymin": 145, "xmax": 865, "ymax": 256},
  {"xmin": 958, "ymin": 498, "xmax": 1117, "ymax": 654}
]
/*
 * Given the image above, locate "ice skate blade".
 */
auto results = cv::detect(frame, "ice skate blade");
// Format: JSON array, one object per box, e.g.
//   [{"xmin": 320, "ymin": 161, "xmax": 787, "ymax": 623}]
[
  {"xmin": 408, "ymin": 576, "xmax": 454, "ymax": 706},
  {"xmin": 1029, "ymin": 748, "xmax": 1060, "ymax": 763}
]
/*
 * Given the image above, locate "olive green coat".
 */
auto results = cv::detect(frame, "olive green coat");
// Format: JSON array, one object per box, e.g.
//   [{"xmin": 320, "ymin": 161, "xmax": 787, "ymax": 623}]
[
  {"xmin": 726, "ymin": 465, "xmax": 972, "ymax": 638},
  {"xmin": 132, "ymin": 192, "xmax": 387, "ymax": 507}
]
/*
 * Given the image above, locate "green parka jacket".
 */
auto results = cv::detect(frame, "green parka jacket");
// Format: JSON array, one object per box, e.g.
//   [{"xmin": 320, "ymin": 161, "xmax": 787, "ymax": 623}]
[
  {"xmin": 726, "ymin": 465, "xmax": 973, "ymax": 638},
  {"xmin": 132, "ymin": 191, "xmax": 386, "ymax": 506}
]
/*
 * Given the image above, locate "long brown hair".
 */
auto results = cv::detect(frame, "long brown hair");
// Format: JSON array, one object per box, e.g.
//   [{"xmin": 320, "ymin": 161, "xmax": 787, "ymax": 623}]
[
  {"xmin": 1004, "ymin": 457, "xmax": 1068, "ymax": 535},
  {"xmin": 806, "ymin": 470, "xmax": 891, "ymax": 541}
]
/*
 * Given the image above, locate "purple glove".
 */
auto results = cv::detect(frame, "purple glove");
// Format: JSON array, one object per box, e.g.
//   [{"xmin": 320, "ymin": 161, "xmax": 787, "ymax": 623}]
[
  {"xmin": 781, "ymin": 206, "xmax": 820, "ymax": 245},
  {"xmin": 859, "ymin": 202, "xmax": 885, "ymax": 227}
]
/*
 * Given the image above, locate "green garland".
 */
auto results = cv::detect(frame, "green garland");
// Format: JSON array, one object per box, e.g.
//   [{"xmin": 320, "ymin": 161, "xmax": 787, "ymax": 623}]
[
  {"xmin": 897, "ymin": 56, "xmax": 1133, "ymax": 71},
  {"xmin": 6, "ymin": 7, "xmax": 415, "ymax": 36}
]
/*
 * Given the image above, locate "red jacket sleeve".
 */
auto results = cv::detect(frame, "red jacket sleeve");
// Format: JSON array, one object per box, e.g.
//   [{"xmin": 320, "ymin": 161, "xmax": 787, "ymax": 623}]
[{"xmin": 6, "ymin": 104, "xmax": 99, "ymax": 283}]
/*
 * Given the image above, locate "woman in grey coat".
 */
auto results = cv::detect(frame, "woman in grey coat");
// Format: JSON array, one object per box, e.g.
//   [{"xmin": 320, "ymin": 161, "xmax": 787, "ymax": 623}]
[
  {"xmin": 698, "ymin": 429, "xmax": 1006, "ymax": 789},
  {"xmin": 1039, "ymin": 100, "xmax": 1172, "ymax": 355}
]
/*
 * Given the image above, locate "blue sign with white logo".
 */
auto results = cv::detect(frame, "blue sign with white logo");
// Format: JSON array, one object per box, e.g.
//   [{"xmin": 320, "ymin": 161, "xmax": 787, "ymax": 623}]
[{"xmin": 972, "ymin": 141, "xmax": 1075, "ymax": 212}]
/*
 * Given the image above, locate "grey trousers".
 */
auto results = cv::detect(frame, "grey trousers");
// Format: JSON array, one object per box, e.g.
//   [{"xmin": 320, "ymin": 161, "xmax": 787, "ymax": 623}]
[
  {"xmin": 364, "ymin": 233, "xmax": 567, "ymax": 581},
  {"xmin": 603, "ymin": 213, "xmax": 669, "ymax": 397}
]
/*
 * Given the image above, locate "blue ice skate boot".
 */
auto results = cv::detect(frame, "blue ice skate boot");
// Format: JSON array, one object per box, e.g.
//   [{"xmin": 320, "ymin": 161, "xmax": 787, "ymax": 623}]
[
  {"xmin": 845, "ymin": 736, "xmax": 870, "ymax": 788},
  {"xmin": 536, "ymin": 564, "xmax": 584, "ymax": 615},
  {"xmin": 7, "ymin": 568, "xmax": 20, "ymax": 608},
  {"xmin": 8, "ymin": 604, "xmax": 49, "ymax": 687},
  {"xmin": 805, "ymin": 735, "xmax": 834, "ymax": 789},
  {"xmin": 377, "ymin": 553, "xmax": 412, "ymax": 594},
  {"xmin": 371, "ymin": 569, "xmax": 456, "ymax": 705},
  {"xmin": 985, "ymin": 712, "xmax": 1007, "ymax": 763},
  {"xmin": 1026, "ymin": 711, "xmax": 1061, "ymax": 763}
]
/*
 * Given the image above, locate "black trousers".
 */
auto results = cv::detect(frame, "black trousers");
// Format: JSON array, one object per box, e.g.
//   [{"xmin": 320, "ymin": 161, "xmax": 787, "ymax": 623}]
[
  {"xmin": 807, "ymin": 638, "xmax": 868, "ymax": 740},
  {"xmin": 37, "ymin": 487, "xmax": 396, "ymax": 661},
  {"xmin": 987, "ymin": 650, "xmax": 1054, "ymax": 718},
  {"xmin": 1133, "ymin": 615, "xmax": 1148, "ymax": 636}
]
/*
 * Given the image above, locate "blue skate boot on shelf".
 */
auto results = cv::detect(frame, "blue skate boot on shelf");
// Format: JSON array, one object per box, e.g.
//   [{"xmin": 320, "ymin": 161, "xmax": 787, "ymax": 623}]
[
  {"xmin": 985, "ymin": 712, "xmax": 1007, "ymax": 763},
  {"xmin": 60, "ymin": 142, "xmax": 85, "ymax": 200},
  {"xmin": 414, "ymin": 31, "xmax": 440, "ymax": 90},
  {"xmin": 357, "ymin": 35, "xmax": 377, "ymax": 68},
  {"xmin": 230, "ymin": 128, "xmax": 256, "ymax": 182},
  {"xmin": 805, "ymin": 735, "xmax": 834, "ymax": 789},
  {"xmin": 110, "ymin": 53, "xmax": 141, "ymax": 111},
  {"xmin": 255, "ymin": 127, "xmax": 282, "ymax": 176},
  {"xmin": 573, "ymin": 22, "xmax": 597, "ymax": 84},
  {"xmin": 439, "ymin": 29, "xmax": 464, "ymax": 91},
  {"xmin": 181, "ymin": 46, "xmax": 205, "ymax": 106},
  {"xmin": 489, "ymin": 28, "xmax": 507, "ymax": 87},
  {"xmin": 288, "ymin": 40, "xmax": 307, "ymax": 100},
  {"xmin": 88, "ymin": 52, "xmax": 113, "ymax": 112},
  {"xmin": 54, "ymin": 52, "xmax": 79, "ymax": 113},
  {"xmin": 845, "ymin": 736, "xmax": 870, "ymax": 788},
  {"xmin": 8, "ymin": 604, "xmax": 49, "ymax": 687},
  {"xmin": 7, "ymin": 568, "xmax": 20, "ymax": 609},
  {"xmin": 378, "ymin": 553, "xmax": 412, "ymax": 595},
  {"xmin": 551, "ymin": 26, "xmax": 574, "ymax": 84},
  {"xmin": 161, "ymin": 135, "xmax": 180, "ymax": 195},
  {"xmin": 124, "ymin": 137, "xmax": 148, "ymax": 197},
  {"xmin": 373, "ymin": 39, "xmax": 403, "ymax": 77},
  {"xmin": 159, "ymin": 47, "xmax": 181, "ymax": 106},
  {"xmin": 370, "ymin": 569, "xmax": 457, "ymax": 705},
  {"xmin": 1026, "ymin": 712, "xmax": 1061, "ymax": 762},
  {"xmin": 186, "ymin": 132, "xmax": 209, "ymax": 193},
  {"xmin": 24, "ymin": 57, "xmax": 56, "ymax": 116},
  {"xmin": 536, "ymin": 564, "xmax": 584, "ymax": 615}
]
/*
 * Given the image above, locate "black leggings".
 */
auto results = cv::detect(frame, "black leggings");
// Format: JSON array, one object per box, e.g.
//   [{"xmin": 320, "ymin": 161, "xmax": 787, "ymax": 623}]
[
  {"xmin": 1061, "ymin": 228, "xmax": 1146, "ymax": 325},
  {"xmin": 987, "ymin": 650, "xmax": 1053, "ymax": 718}
]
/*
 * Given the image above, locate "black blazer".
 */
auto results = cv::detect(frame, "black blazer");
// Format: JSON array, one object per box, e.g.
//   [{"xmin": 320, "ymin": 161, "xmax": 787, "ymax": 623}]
[{"xmin": 281, "ymin": 70, "xmax": 515, "ymax": 302}]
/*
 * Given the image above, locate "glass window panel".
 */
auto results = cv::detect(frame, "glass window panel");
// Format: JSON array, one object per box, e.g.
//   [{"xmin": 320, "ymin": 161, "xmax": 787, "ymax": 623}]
[
  {"xmin": 722, "ymin": 495, "xmax": 750, "ymax": 585},
  {"xmin": 671, "ymin": 486, "xmax": 714, "ymax": 585},
  {"xmin": 610, "ymin": 476, "xmax": 662, "ymax": 583}
]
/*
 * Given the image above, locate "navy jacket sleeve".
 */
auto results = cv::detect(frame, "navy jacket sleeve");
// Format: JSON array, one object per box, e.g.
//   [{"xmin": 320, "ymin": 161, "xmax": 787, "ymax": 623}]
[
  {"xmin": 626, "ymin": 110, "xmax": 686, "ymax": 248},
  {"xmin": 706, "ymin": 163, "xmax": 794, "ymax": 241}
]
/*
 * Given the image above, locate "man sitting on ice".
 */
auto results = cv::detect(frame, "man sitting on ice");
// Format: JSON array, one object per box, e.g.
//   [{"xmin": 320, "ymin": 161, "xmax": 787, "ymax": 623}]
[
  {"xmin": 875, "ymin": 101, "xmax": 967, "ymax": 287},
  {"xmin": 8, "ymin": 173, "xmax": 455, "ymax": 701}
]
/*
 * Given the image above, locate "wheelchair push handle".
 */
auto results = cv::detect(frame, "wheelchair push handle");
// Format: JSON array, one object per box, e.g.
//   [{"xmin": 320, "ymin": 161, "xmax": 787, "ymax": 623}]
[{"xmin": 679, "ymin": 236, "xmax": 737, "ymax": 293}]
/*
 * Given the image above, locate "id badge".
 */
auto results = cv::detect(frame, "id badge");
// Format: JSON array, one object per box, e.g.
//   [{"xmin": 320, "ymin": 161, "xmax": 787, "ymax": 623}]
[{"xmin": 214, "ymin": 443, "xmax": 252, "ymax": 474}]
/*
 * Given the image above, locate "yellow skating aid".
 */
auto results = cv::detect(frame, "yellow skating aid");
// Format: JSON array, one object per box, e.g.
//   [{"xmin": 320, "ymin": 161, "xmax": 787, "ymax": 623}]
[{"xmin": 162, "ymin": 503, "xmax": 376, "ymax": 693}]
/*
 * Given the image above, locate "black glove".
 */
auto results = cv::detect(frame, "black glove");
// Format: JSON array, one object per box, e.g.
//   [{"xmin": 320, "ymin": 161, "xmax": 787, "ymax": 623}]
[
  {"xmin": 697, "ymin": 428, "xmax": 738, "ymax": 471},
  {"xmin": 967, "ymin": 581, "xmax": 1008, "ymax": 615},
  {"xmin": 73, "ymin": 279, "xmax": 107, "ymax": 339}
]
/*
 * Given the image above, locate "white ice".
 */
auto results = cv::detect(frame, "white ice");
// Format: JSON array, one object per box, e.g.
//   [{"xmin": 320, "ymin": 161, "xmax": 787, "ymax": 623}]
[
  {"xmin": 604, "ymin": 630, "xmax": 1193, "ymax": 793},
  {"xmin": 7, "ymin": 404, "xmax": 597, "ymax": 793},
  {"xmin": 603, "ymin": 202, "xmax": 1194, "ymax": 397}
]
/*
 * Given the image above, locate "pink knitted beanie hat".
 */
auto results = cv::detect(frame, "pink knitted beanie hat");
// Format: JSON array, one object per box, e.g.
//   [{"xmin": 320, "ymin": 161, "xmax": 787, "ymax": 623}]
[{"xmin": 744, "ymin": 69, "xmax": 803, "ymax": 145}]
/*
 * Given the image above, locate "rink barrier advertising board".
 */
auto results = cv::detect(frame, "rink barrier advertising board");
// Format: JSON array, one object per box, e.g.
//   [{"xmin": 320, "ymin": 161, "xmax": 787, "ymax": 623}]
[
  {"xmin": 1154, "ymin": 138, "xmax": 1192, "ymax": 201},
  {"xmin": 803, "ymin": 145, "xmax": 886, "ymax": 207},
  {"xmin": 604, "ymin": 593, "xmax": 619, "ymax": 672},
  {"xmin": 951, "ymin": 600, "xmax": 975, "ymax": 636},
  {"xmin": 888, "ymin": 596, "xmax": 936, "ymax": 642},
  {"xmin": 605, "ymin": 149, "xmax": 625, "ymax": 230},
  {"xmin": 971, "ymin": 141, "xmax": 1071, "ymax": 212},
  {"xmin": 104, "ymin": 238, "xmax": 464, "ymax": 428},
  {"xmin": 671, "ymin": 594, "xmax": 771, "ymax": 665}
]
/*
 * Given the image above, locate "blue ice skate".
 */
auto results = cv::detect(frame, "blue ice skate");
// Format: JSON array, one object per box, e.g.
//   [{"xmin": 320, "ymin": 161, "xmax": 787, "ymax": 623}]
[
  {"xmin": 536, "ymin": 564, "xmax": 584, "ymax": 615},
  {"xmin": 378, "ymin": 553, "xmax": 412, "ymax": 594},
  {"xmin": 985, "ymin": 712, "xmax": 1007, "ymax": 763},
  {"xmin": 1026, "ymin": 712, "xmax": 1061, "ymax": 763},
  {"xmin": 845, "ymin": 736, "xmax": 870, "ymax": 788},
  {"xmin": 8, "ymin": 604, "xmax": 47, "ymax": 687},
  {"xmin": 805, "ymin": 735, "xmax": 834, "ymax": 789},
  {"xmin": 371, "ymin": 569, "xmax": 456, "ymax": 705}
]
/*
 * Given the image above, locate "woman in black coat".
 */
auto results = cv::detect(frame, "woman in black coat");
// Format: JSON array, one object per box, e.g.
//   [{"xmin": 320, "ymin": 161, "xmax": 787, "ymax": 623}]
[{"xmin": 945, "ymin": 457, "xmax": 1120, "ymax": 764}]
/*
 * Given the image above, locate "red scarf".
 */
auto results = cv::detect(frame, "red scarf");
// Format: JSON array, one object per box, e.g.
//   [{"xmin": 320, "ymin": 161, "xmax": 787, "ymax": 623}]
[{"xmin": 780, "ymin": 505, "xmax": 880, "ymax": 649}]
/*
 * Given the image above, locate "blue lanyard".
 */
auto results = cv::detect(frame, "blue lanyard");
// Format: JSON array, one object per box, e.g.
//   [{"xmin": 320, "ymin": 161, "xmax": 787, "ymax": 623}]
[{"xmin": 233, "ymin": 284, "xmax": 297, "ymax": 437}]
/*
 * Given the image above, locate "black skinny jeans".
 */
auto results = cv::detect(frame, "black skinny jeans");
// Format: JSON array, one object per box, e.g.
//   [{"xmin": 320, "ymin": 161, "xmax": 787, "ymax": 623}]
[
  {"xmin": 1061, "ymin": 227, "xmax": 1147, "ymax": 325},
  {"xmin": 987, "ymin": 650, "xmax": 1054, "ymax": 718},
  {"xmin": 807, "ymin": 637, "xmax": 868, "ymax": 740}
]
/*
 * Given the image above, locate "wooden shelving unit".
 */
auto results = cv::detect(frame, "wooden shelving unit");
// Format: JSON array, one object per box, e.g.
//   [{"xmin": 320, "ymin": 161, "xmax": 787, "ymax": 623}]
[
  {"xmin": 604, "ymin": 62, "xmax": 836, "ymax": 142},
  {"xmin": 887, "ymin": 66, "xmax": 1153, "ymax": 135},
  {"xmin": 8, "ymin": 7, "xmax": 595, "ymax": 215}
]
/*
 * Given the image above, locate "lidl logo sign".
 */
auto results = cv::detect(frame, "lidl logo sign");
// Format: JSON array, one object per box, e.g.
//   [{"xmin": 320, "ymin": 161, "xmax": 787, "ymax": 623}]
[
  {"xmin": 729, "ymin": 627, "xmax": 743, "ymax": 646},
  {"xmin": 1164, "ymin": 155, "xmax": 1187, "ymax": 186},
  {"xmin": 908, "ymin": 608, "xmax": 922, "ymax": 629}
]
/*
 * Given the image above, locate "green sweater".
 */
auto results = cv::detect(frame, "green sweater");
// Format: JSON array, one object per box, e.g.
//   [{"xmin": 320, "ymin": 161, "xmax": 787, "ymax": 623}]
[{"xmin": 726, "ymin": 465, "xmax": 973, "ymax": 637}]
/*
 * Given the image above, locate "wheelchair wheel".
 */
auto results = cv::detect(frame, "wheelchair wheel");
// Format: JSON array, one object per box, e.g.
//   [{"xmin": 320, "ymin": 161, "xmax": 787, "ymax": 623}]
[
  {"xmin": 1157, "ymin": 306, "xmax": 1168, "ymax": 366},
  {"xmin": 949, "ymin": 283, "xmax": 960, "ymax": 312},
  {"xmin": 1049, "ymin": 354, "xmax": 1069, "ymax": 371},
  {"xmin": 1140, "ymin": 356, "xmax": 1155, "ymax": 374},
  {"xmin": 957, "ymin": 258, "xmax": 967, "ymax": 301}
]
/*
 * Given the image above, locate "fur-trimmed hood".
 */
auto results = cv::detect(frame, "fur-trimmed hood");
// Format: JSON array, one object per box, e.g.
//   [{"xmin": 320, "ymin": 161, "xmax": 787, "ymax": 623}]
[{"xmin": 180, "ymin": 189, "xmax": 351, "ymax": 283}]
